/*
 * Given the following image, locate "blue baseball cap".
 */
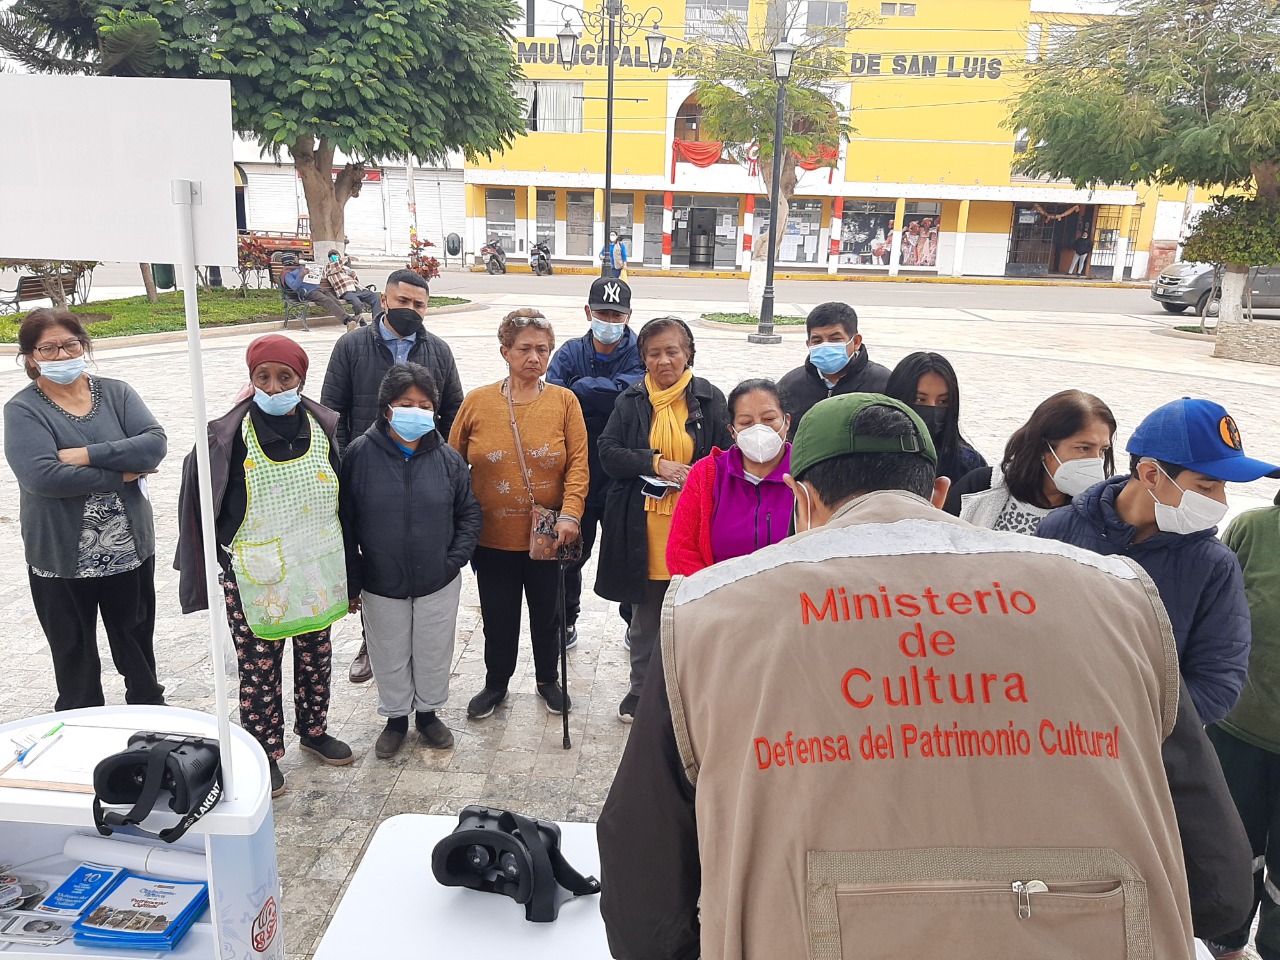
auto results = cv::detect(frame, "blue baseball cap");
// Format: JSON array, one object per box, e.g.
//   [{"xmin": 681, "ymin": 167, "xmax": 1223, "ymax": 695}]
[{"xmin": 1127, "ymin": 398, "xmax": 1280, "ymax": 482}]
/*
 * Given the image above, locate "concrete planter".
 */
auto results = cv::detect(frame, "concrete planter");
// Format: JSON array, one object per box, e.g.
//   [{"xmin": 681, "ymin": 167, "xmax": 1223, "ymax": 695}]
[{"xmin": 1213, "ymin": 318, "xmax": 1280, "ymax": 365}]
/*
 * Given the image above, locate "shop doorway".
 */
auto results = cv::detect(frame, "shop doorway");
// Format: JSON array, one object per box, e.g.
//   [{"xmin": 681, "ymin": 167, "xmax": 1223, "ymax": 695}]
[
  {"xmin": 671, "ymin": 195, "xmax": 740, "ymax": 270},
  {"xmin": 1005, "ymin": 204, "xmax": 1095, "ymax": 278}
]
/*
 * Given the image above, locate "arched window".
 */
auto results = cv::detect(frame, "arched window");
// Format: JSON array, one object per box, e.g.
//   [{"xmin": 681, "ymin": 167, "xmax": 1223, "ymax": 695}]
[{"xmin": 675, "ymin": 94, "xmax": 705, "ymax": 142}]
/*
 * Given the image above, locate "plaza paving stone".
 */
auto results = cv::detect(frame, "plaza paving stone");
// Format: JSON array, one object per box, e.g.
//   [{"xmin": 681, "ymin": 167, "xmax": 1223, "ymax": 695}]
[{"xmin": 0, "ymin": 291, "xmax": 1275, "ymax": 957}]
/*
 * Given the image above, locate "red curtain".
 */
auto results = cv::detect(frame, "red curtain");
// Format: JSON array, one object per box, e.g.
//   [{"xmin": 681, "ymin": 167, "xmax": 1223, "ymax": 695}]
[
  {"xmin": 671, "ymin": 139, "xmax": 725, "ymax": 180},
  {"xmin": 794, "ymin": 145, "xmax": 840, "ymax": 183}
]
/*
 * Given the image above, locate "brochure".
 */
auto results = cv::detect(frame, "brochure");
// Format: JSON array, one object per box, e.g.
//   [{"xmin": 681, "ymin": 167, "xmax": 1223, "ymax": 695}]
[
  {"xmin": 71, "ymin": 871, "xmax": 208, "ymax": 951},
  {"xmin": 36, "ymin": 862, "xmax": 123, "ymax": 917}
]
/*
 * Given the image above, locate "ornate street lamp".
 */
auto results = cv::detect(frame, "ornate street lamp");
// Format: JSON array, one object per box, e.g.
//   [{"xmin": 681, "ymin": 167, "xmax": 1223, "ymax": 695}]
[
  {"xmin": 556, "ymin": 20, "xmax": 579, "ymax": 70},
  {"xmin": 750, "ymin": 40, "xmax": 800, "ymax": 345},
  {"xmin": 646, "ymin": 26, "xmax": 666, "ymax": 72}
]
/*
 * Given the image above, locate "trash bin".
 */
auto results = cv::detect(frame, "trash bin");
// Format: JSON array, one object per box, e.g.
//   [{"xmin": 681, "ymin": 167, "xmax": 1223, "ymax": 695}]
[
  {"xmin": 690, "ymin": 232, "xmax": 714, "ymax": 268},
  {"xmin": 151, "ymin": 264, "xmax": 176, "ymax": 290}
]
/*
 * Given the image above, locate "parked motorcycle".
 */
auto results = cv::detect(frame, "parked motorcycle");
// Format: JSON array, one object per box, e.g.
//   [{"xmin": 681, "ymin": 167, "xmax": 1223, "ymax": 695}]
[
  {"xmin": 530, "ymin": 240, "xmax": 553, "ymax": 276},
  {"xmin": 481, "ymin": 238, "xmax": 507, "ymax": 274}
]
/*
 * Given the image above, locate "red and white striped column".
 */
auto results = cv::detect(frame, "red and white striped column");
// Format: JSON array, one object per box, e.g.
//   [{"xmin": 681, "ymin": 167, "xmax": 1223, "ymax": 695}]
[
  {"xmin": 661, "ymin": 191, "xmax": 673, "ymax": 272},
  {"xmin": 741, "ymin": 195, "xmax": 755, "ymax": 271}
]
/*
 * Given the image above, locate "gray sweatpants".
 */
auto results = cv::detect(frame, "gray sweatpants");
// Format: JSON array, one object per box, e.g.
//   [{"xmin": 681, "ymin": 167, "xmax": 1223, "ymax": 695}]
[
  {"xmin": 360, "ymin": 574, "xmax": 462, "ymax": 717},
  {"xmin": 627, "ymin": 579, "xmax": 671, "ymax": 699}
]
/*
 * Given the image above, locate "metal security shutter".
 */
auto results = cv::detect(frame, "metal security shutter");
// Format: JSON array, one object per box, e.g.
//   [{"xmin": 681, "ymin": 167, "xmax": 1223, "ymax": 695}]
[
  {"xmin": 343, "ymin": 179, "xmax": 388, "ymax": 254},
  {"xmin": 415, "ymin": 171, "xmax": 466, "ymax": 251},
  {"xmin": 243, "ymin": 166, "xmax": 300, "ymax": 232},
  {"xmin": 386, "ymin": 168, "xmax": 412, "ymax": 256}
]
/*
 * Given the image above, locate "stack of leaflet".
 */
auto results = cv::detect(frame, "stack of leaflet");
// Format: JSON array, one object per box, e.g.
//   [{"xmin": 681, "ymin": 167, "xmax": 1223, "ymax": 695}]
[{"xmin": 70, "ymin": 872, "xmax": 208, "ymax": 951}]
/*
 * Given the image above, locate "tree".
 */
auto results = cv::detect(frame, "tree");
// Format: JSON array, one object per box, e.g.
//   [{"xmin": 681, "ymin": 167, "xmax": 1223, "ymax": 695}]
[
  {"xmin": 1008, "ymin": 0, "xmax": 1280, "ymax": 325},
  {"xmin": 0, "ymin": 259, "xmax": 97, "ymax": 309},
  {"xmin": 109, "ymin": 0, "xmax": 526, "ymax": 255},
  {"xmin": 678, "ymin": 3, "xmax": 860, "ymax": 316}
]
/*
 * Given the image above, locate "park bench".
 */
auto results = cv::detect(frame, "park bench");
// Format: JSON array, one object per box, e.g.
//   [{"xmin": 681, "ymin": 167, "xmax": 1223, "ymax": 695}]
[
  {"xmin": 0, "ymin": 273, "xmax": 87, "ymax": 315},
  {"xmin": 267, "ymin": 258, "xmax": 370, "ymax": 332}
]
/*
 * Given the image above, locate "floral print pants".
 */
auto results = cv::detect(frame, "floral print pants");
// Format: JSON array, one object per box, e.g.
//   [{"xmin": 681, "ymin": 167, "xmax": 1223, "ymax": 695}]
[{"xmin": 222, "ymin": 570, "xmax": 333, "ymax": 761}]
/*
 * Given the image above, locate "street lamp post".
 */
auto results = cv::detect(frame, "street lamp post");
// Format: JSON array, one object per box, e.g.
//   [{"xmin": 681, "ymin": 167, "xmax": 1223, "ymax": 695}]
[
  {"xmin": 749, "ymin": 40, "xmax": 798, "ymax": 346},
  {"xmin": 556, "ymin": 5, "xmax": 666, "ymax": 278}
]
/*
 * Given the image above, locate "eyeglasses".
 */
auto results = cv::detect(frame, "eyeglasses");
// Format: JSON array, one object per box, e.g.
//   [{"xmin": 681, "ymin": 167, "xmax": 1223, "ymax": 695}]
[
  {"xmin": 507, "ymin": 314, "xmax": 551, "ymax": 329},
  {"xmin": 33, "ymin": 339, "xmax": 86, "ymax": 360}
]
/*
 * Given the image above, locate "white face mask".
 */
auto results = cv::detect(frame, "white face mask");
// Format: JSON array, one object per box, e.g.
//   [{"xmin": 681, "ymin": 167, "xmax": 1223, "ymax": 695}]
[
  {"xmin": 735, "ymin": 423, "xmax": 785, "ymax": 464},
  {"xmin": 1149, "ymin": 464, "xmax": 1228, "ymax": 535},
  {"xmin": 1043, "ymin": 442, "xmax": 1106, "ymax": 498}
]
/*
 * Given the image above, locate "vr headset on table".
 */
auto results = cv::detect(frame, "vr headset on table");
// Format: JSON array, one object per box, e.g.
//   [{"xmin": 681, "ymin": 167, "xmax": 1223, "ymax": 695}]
[
  {"xmin": 92, "ymin": 732, "xmax": 222, "ymax": 844},
  {"xmin": 431, "ymin": 805, "xmax": 600, "ymax": 922}
]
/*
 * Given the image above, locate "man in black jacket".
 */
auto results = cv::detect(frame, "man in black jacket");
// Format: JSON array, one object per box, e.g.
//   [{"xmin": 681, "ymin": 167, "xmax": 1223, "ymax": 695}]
[
  {"xmin": 321, "ymin": 268, "xmax": 465, "ymax": 683},
  {"xmin": 777, "ymin": 301, "xmax": 891, "ymax": 440}
]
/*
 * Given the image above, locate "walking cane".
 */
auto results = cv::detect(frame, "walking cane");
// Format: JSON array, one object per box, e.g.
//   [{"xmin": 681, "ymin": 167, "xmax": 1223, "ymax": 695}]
[{"xmin": 557, "ymin": 558, "xmax": 571, "ymax": 750}]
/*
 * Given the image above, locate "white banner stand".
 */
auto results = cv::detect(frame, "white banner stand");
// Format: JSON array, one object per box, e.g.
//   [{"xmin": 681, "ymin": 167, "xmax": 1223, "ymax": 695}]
[{"xmin": 0, "ymin": 75, "xmax": 282, "ymax": 959}]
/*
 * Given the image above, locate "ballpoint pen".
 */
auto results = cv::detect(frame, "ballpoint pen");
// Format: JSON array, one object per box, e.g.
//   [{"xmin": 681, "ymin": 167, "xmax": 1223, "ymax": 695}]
[{"xmin": 19, "ymin": 732, "xmax": 61, "ymax": 767}]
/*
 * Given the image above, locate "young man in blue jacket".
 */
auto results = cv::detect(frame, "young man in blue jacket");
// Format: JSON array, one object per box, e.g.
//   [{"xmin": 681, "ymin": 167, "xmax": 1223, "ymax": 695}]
[
  {"xmin": 1037, "ymin": 398, "xmax": 1280, "ymax": 725},
  {"xmin": 547, "ymin": 277, "xmax": 644, "ymax": 645}
]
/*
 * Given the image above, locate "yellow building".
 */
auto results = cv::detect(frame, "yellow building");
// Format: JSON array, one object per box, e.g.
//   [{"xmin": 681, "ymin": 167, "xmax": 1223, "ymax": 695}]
[{"xmin": 465, "ymin": 0, "xmax": 1207, "ymax": 280}]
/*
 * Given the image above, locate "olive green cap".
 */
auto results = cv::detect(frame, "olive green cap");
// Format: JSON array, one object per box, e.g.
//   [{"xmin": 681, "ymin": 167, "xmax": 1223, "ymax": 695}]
[{"xmin": 790, "ymin": 393, "xmax": 937, "ymax": 479}]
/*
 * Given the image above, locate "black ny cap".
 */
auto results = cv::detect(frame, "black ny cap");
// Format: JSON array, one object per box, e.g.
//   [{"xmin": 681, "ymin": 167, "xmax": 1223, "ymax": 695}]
[{"xmin": 588, "ymin": 277, "xmax": 631, "ymax": 312}]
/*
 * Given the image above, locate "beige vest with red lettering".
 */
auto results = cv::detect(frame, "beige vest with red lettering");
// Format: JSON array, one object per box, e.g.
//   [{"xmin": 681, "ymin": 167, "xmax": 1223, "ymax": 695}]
[{"xmin": 662, "ymin": 490, "xmax": 1191, "ymax": 960}]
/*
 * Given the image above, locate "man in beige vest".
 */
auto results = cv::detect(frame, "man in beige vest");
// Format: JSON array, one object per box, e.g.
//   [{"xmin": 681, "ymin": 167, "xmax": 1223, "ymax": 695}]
[{"xmin": 598, "ymin": 393, "xmax": 1249, "ymax": 960}]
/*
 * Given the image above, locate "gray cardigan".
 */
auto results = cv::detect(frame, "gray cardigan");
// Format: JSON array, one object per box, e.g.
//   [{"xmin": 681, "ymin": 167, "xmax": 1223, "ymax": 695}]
[{"xmin": 4, "ymin": 376, "xmax": 167, "ymax": 577}]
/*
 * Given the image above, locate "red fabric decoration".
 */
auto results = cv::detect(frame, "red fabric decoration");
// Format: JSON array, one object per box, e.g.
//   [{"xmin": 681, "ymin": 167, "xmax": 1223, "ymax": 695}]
[
  {"xmin": 794, "ymin": 145, "xmax": 841, "ymax": 183},
  {"xmin": 671, "ymin": 139, "xmax": 725, "ymax": 180}
]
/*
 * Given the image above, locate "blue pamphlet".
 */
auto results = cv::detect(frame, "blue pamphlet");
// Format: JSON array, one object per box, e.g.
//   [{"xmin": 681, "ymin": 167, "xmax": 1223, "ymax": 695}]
[{"xmin": 35, "ymin": 864, "xmax": 122, "ymax": 917}]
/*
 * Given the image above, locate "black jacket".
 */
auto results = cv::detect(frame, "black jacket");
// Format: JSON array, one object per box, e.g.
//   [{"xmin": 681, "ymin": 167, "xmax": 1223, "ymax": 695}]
[
  {"xmin": 339, "ymin": 420, "xmax": 481, "ymax": 600},
  {"xmin": 598, "ymin": 658, "xmax": 1253, "ymax": 958},
  {"xmin": 778, "ymin": 346, "xmax": 891, "ymax": 441},
  {"xmin": 320, "ymin": 320, "xmax": 465, "ymax": 453},
  {"xmin": 594, "ymin": 376, "xmax": 732, "ymax": 603},
  {"xmin": 174, "ymin": 396, "xmax": 341, "ymax": 615}
]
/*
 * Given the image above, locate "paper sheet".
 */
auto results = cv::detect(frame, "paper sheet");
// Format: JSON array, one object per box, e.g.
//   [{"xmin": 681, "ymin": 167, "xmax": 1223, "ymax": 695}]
[{"xmin": 0, "ymin": 724, "xmax": 139, "ymax": 793}]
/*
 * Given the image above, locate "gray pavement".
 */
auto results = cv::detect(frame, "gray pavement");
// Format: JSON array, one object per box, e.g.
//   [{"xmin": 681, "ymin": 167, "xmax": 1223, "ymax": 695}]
[{"xmin": 0, "ymin": 291, "xmax": 1275, "ymax": 957}]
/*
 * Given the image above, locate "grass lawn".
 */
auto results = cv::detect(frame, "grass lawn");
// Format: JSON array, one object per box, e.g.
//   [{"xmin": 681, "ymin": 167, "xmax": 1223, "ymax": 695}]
[
  {"xmin": 701, "ymin": 311, "xmax": 806, "ymax": 325},
  {"xmin": 1174, "ymin": 325, "xmax": 1216, "ymax": 334},
  {"xmin": 0, "ymin": 289, "xmax": 469, "ymax": 342}
]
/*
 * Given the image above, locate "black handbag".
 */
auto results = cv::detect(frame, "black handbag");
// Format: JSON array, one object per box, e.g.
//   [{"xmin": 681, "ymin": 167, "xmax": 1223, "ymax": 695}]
[
  {"xmin": 430, "ymin": 805, "xmax": 600, "ymax": 921},
  {"xmin": 92, "ymin": 732, "xmax": 222, "ymax": 843}
]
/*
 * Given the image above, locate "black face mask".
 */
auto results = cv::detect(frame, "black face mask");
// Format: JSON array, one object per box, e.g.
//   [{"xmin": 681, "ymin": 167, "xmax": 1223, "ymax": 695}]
[
  {"xmin": 385, "ymin": 307, "xmax": 425, "ymax": 339},
  {"xmin": 912, "ymin": 404, "xmax": 948, "ymax": 438}
]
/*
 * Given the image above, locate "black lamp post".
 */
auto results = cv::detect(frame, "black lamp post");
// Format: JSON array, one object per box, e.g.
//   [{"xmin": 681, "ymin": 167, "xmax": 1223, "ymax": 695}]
[
  {"xmin": 557, "ymin": 6, "xmax": 666, "ymax": 278},
  {"xmin": 749, "ymin": 40, "xmax": 798, "ymax": 346}
]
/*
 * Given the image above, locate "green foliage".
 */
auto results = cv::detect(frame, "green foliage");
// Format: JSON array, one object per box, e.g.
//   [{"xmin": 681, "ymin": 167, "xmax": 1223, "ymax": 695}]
[
  {"xmin": 0, "ymin": 0, "xmax": 160, "ymax": 75},
  {"xmin": 1183, "ymin": 198, "xmax": 1280, "ymax": 267},
  {"xmin": 107, "ymin": 0, "xmax": 526, "ymax": 167},
  {"xmin": 702, "ymin": 311, "xmax": 805, "ymax": 325},
  {"xmin": 677, "ymin": 7, "xmax": 861, "ymax": 175},
  {"xmin": 1008, "ymin": 0, "xmax": 1280, "ymax": 195}
]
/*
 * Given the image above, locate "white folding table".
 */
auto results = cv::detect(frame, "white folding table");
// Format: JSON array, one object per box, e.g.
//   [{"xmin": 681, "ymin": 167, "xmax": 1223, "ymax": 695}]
[{"xmin": 313, "ymin": 814, "xmax": 609, "ymax": 959}]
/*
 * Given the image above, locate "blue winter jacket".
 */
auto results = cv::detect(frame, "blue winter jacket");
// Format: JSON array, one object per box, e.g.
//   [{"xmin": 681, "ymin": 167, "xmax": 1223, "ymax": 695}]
[
  {"xmin": 1036, "ymin": 475, "xmax": 1251, "ymax": 725},
  {"xmin": 547, "ymin": 328, "xmax": 644, "ymax": 502}
]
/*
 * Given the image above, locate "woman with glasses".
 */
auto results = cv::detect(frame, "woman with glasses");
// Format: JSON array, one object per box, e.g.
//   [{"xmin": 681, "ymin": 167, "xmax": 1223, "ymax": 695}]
[
  {"xmin": 595, "ymin": 316, "xmax": 732, "ymax": 724},
  {"xmin": 449, "ymin": 309, "xmax": 589, "ymax": 721},
  {"xmin": 3, "ymin": 309, "xmax": 167, "ymax": 711}
]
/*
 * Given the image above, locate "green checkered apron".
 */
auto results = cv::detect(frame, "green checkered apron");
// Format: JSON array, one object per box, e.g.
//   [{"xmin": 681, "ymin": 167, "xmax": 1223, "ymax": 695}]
[{"xmin": 229, "ymin": 412, "xmax": 347, "ymax": 641}]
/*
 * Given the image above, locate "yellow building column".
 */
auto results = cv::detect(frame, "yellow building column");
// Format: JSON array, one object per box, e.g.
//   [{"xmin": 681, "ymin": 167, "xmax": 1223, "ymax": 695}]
[
  {"xmin": 952, "ymin": 199, "xmax": 971, "ymax": 278},
  {"xmin": 1113, "ymin": 205, "xmax": 1135, "ymax": 282},
  {"xmin": 887, "ymin": 197, "xmax": 908, "ymax": 276},
  {"xmin": 465, "ymin": 183, "xmax": 482, "ymax": 264}
]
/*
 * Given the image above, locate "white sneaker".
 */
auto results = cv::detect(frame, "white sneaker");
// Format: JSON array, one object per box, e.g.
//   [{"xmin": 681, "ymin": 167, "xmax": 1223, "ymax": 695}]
[{"xmin": 358, "ymin": 311, "xmax": 372, "ymax": 326}]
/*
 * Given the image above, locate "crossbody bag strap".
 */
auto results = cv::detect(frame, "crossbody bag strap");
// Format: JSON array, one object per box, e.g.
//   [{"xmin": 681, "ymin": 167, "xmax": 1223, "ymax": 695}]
[
  {"xmin": 94, "ymin": 739, "xmax": 182, "ymax": 836},
  {"xmin": 505, "ymin": 379, "xmax": 538, "ymax": 506}
]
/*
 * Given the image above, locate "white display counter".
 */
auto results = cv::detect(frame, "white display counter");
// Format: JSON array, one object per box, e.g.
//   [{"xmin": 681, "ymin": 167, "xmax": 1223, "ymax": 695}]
[
  {"xmin": 313, "ymin": 814, "xmax": 608, "ymax": 959},
  {"xmin": 0, "ymin": 706, "xmax": 281, "ymax": 960}
]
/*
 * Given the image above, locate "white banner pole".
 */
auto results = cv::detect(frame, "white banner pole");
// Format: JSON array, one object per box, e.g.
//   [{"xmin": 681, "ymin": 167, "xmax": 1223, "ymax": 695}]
[{"xmin": 173, "ymin": 179, "xmax": 236, "ymax": 800}]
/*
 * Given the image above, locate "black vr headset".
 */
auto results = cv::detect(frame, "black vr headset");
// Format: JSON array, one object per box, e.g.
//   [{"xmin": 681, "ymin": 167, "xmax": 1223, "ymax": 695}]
[
  {"xmin": 92, "ymin": 732, "xmax": 222, "ymax": 843},
  {"xmin": 431, "ymin": 806, "xmax": 600, "ymax": 922}
]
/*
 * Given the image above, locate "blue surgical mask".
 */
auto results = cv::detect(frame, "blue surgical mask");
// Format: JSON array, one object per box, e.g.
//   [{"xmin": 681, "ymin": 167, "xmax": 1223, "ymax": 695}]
[
  {"xmin": 389, "ymin": 406, "xmax": 435, "ymax": 441},
  {"xmin": 808, "ymin": 342, "xmax": 852, "ymax": 376},
  {"xmin": 37, "ymin": 356, "xmax": 88, "ymax": 385},
  {"xmin": 591, "ymin": 318, "xmax": 626, "ymax": 346},
  {"xmin": 253, "ymin": 387, "xmax": 301, "ymax": 416}
]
